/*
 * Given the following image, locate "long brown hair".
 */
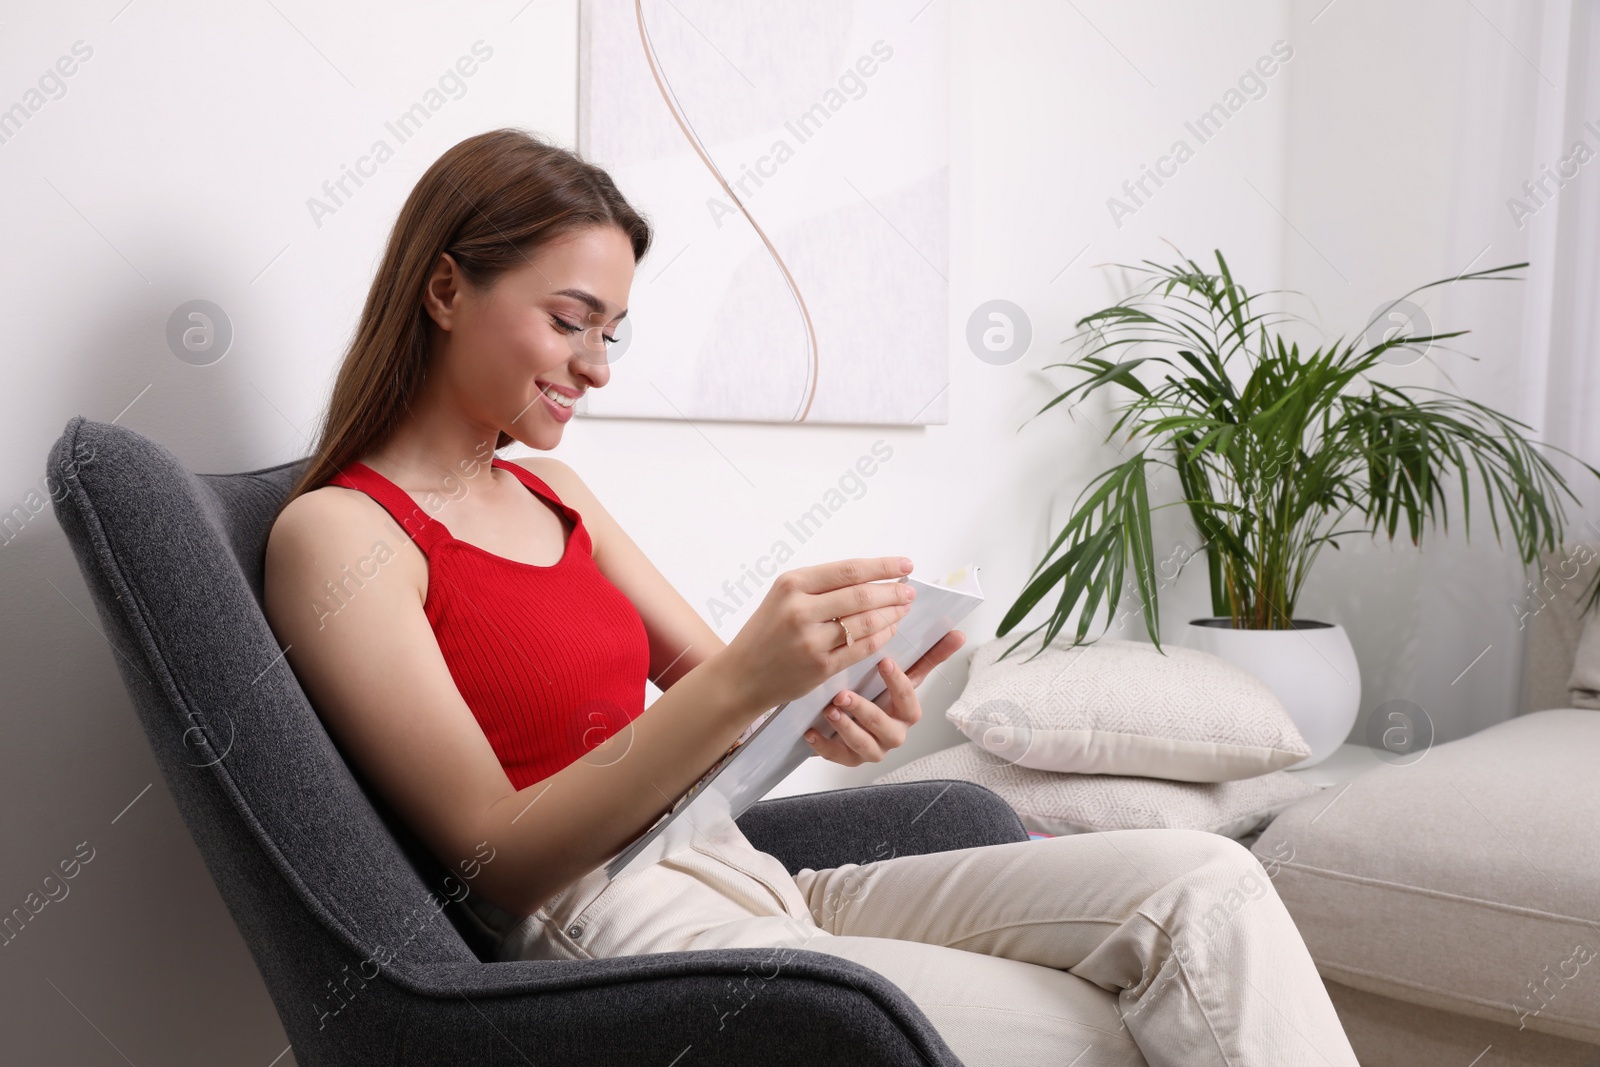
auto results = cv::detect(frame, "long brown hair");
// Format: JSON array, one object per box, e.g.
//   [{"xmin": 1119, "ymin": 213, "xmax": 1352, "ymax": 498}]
[{"xmin": 279, "ymin": 127, "xmax": 652, "ymax": 512}]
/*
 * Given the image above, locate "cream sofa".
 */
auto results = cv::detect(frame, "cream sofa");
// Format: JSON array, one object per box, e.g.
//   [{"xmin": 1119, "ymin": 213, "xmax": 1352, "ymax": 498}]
[{"xmin": 1252, "ymin": 547, "xmax": 1600, "ymax": 1066}]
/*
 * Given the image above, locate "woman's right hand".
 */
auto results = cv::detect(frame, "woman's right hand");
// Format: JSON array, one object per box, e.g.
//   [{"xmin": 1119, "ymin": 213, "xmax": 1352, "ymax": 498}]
[{"xmin": 718, "ymin": 556, "xmax": 918, "ymax": 713}]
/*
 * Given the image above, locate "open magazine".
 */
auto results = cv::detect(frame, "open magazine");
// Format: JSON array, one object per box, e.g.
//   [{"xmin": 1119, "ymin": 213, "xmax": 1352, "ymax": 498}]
[{"xmin": 602, "ymin": 563, "xmax": 985, "ymax": 881}]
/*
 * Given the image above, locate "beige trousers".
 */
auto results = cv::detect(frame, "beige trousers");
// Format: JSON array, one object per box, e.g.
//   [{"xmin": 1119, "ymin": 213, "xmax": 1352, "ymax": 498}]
[{"xmin": 467, "ymin": 814, "xmax": 1358, "ymax": 1067}]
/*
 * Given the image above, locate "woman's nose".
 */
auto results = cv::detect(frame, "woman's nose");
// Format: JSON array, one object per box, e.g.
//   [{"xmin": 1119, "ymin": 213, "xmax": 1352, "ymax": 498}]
[{"xmin": 571, "ymin": 332, "xmax": 613, "ymax": 385}]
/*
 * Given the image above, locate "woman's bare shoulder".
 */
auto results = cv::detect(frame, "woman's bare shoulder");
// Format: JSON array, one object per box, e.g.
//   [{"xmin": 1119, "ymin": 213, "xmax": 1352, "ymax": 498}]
[
  {"xmin": 502, "ymin": 456, "xmax": 597, "ymax": 517},
  {"xmin": 265, "ymin": 483, "xmax": 426, "ymax": 594},
  {"xmin": 503, "ymin": 454, "xmax": 583, "ymax": 494},
  {"xmin": 269, "ymin": 482, "xmax": 386, "ymax": 554}
]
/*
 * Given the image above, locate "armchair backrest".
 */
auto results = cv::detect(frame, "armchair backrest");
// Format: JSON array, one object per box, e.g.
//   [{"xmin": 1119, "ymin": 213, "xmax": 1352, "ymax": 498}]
[{"xmin": 46, "ymin": 416, "xmax": 494, "ymax": 998}]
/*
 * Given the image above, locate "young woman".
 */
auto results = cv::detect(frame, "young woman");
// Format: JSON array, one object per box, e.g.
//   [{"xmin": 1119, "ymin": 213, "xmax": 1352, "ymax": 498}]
[{"xmin": 263, "ymin": 128, "xmax": 1358, "ymax": 1067}]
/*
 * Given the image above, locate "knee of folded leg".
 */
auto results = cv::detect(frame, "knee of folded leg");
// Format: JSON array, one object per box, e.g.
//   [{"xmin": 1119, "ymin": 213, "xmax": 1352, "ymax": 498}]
[
  {"xmin": 1188, "ymin": 831, "xmax": 1269, "ymax": 880},
  {"xmin": 1208, "ymin": 835, "xmax": 1277, "ymax": 899},
  {"xmin": 1127, "ymin": 828, "xmax": 1276, "ymax": 900},
  {"xmin": 1153, "ymin": 834, "xmax": 1281, "ymax": 932},
  {"xmin": 1126, "ymin": 831, "xmax": 1260, "ymax": 895}
]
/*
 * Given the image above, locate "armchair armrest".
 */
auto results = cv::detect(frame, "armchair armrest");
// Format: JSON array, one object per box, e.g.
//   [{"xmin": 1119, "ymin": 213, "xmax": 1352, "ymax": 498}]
[
  {"xmin": 735, "ymin": 779, "xmax": 1028, "ymax": 876},
  {"xmin": 392, "ymin": 950, "xmax": 964, "ymax": 1065}
]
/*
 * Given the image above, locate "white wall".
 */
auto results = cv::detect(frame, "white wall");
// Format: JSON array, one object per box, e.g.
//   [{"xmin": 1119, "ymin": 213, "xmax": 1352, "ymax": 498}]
[
  {"xmin": 3, "ymin": 0, "xmax": 1542, "ymax": 1061},
  {"xmin": 771, "ymin": 0, "xmax": 1294, "ymax": 790}
]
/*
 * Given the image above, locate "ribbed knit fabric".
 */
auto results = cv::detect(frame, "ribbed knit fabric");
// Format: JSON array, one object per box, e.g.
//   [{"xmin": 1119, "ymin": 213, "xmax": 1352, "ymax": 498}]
[{"xmin": 327, "ymin": 457, "xmax": 651, "ymax": 790}]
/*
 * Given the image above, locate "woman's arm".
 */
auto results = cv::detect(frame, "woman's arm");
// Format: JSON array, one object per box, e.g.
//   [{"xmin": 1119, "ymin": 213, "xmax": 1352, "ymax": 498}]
[
  {"xmin": 517, "ymin": 459, "xmax": 969, "ymax": 768},
  {"xmin": 514, "ymin": 457, "xmax": 725, "ymax": 691}
]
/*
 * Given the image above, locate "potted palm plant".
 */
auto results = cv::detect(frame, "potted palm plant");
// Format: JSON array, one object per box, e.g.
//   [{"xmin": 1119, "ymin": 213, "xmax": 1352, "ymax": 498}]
[{"xmin": 997, "ymin": 247, "xmax": 1600, "ymax": 765}]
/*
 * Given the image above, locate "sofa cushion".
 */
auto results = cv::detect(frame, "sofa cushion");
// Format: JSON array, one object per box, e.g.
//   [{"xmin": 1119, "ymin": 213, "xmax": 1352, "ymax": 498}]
[
  {"xmin": 1565, "ymin": 577, "xmax": 1600, "ymax": 709},
  {"xmin": 1518, "ymin": 541, "xmax": 1600, "ymax": 713},
  {"xmin": 1251, "ymin": 708, "xmax": 1600, "ymax": 1045},
  {"xmin": 873, "ymin": 741, "xmax": 1320, "ymax": 839},
  {"xmin": 945, "ymin": 633, "xmax": 1310, "ymax": 782}
]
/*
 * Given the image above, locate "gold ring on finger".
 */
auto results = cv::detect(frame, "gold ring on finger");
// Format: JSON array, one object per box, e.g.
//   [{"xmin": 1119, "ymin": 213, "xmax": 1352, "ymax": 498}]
[{"xmin": 829, "ymin": 616, "xmax": 854, "ymax": 649}]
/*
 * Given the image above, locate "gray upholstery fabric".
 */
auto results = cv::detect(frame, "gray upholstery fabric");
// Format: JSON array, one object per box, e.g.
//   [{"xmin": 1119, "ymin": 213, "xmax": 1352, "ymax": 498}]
[
  {"xmin": 47, "ymin": 415, "xmax": 1031, "ymax": 1067},
  {"xmin": 1252, "ymin": 708, "xmax": 1600, "ymax": 1047}
]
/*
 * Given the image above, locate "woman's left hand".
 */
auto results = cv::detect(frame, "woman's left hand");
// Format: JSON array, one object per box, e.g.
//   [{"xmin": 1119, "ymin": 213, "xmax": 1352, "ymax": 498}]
[{"xmin": 802, "ymin": 629, "xmax": 967, "ymax": 766}]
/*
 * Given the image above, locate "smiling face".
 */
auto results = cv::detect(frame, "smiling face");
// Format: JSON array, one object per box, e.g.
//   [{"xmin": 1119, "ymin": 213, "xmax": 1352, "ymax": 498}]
[{"xmin": 421, "ymin": 223, "xmax": 636, "ymax": 451}]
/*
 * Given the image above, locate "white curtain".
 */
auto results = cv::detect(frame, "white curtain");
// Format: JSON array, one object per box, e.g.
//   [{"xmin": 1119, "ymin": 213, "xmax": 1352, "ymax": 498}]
[
  {"xmin": 1479, "ymin": 0, "xmax": 1600, "ymax": 484},
  {"xmin": 1417, "ymin": 0, "xmax": 1600, "ymax": 737}
]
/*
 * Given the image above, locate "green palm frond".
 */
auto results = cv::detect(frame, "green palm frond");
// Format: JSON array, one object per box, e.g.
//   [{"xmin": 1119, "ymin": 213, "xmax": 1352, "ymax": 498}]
[{"xmin": 1000, "ymin": 249, "xmax": 1600, "ymax": 660}]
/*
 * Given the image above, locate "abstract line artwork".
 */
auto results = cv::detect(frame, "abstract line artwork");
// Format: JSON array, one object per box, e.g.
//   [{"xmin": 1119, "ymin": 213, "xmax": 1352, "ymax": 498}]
[{"xmin": 575, "ymin": 0, "xmax": 949, "ymax": 425}]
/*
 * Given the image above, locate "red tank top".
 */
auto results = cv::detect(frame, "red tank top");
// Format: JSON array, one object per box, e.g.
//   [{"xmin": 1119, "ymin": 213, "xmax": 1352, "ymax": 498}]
[{"xmin": 327, "ymin": 457, "xmax": 651, "ymax": 790}]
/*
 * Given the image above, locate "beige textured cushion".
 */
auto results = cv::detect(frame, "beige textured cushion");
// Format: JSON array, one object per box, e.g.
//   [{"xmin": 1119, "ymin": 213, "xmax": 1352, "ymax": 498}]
[
  {"xmin": 871, "ymin": 742, "xmax": 1321, "ymax": 839},
  {"xmin": 1519, "ymin": 541, "xmax": 1600, "ymax": 713},
  {"xmin": 1252, "ymin": 708, "xmax": 1600, "ymax": 1045},
  {"xmin": 946, "ymin": 632, "xmax": 1310, "ymax": 782},
  {"xmin": 1565, "ymin": 561, "xmax": 1600, "ymax": 709}
]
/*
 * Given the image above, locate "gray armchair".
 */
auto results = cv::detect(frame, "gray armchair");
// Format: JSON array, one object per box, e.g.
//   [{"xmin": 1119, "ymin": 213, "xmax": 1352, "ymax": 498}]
[{"xmin": 46, "ymin": 415, "xmax": 1029, "ymax": 1066}]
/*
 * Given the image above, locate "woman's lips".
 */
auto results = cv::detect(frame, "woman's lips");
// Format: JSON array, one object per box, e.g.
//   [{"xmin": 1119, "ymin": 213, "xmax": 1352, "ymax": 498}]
[
  {"xmin": 536, "ymin": 382, "xmax": 575, "ymax": 422},
  {"xmin": 541, "ymin": 392, "xmax": 573, "ymax": 422}
]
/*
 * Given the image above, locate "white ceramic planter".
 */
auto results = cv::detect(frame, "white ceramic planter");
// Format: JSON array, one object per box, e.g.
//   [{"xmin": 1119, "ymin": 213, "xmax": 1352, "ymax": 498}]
[{"xmin": 1180, "ymin": 618, "xmax": 1361, "ymax": 768}]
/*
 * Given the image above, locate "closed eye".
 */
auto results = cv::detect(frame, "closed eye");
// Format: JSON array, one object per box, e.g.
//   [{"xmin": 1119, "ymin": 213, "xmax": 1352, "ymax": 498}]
[{"xmin": 553, "ymin": 317, "xmax": 618, "ymax": 345}]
